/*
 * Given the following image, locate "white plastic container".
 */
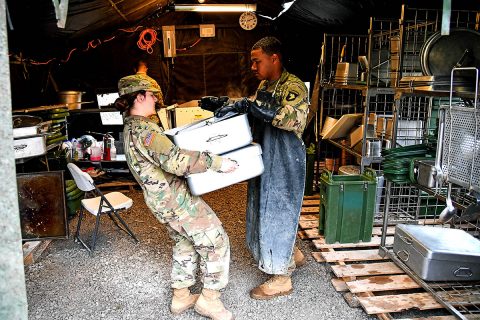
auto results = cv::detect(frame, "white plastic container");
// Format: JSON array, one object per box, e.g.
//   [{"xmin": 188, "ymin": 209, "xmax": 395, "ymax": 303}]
[
  {"xmin": 187, "ymin": 143, "xmax": 264, "ymax": 196},
  {"xmin": 164, "ymin": 113, "xmax": 252, "ymax": 155},
  {"xmin": 14, "ymin": 135, "xmax": 47, "ymax": 159}
]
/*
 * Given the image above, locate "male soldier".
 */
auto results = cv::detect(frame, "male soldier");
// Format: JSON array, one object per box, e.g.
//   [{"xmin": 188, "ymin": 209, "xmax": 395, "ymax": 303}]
[
  {"xmin": 202, "ymin": 36, "xmax": 309, "ymax": 299},
  {"xmin": 115, "ymin": 74, "xmax": 237, "ymax": 320}
]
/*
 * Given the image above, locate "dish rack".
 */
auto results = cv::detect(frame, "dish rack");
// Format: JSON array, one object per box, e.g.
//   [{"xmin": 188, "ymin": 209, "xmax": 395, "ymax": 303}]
[{"xmin": 380, "ymin": 67, "xmax": 480, "ymax": 320}]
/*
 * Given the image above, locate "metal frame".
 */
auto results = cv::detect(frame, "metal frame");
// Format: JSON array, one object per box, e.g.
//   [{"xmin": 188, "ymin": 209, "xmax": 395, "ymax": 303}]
[
  {"xmin": 316, "ymin": 18, "xmax": 399, "ymax": 219},
  {"xmin": 379, "ymin": 6, "xmax": 480, "ymax": 319}
]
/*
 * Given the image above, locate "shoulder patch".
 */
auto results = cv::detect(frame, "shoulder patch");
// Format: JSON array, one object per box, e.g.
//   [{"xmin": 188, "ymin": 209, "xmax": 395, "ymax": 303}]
[
  {"xmin": 286, "ymin": 91, "xmax": 299, "ymax": 102},
  {"xmin": 144, "ymin": 132, "xmax": 156, "ymax": 146}
]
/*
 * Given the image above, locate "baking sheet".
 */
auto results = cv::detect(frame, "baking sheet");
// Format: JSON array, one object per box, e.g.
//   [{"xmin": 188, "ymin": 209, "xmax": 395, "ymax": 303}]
[{"xmin": 17, "ymin": 171, "xmax": 68, "ymax": 241}]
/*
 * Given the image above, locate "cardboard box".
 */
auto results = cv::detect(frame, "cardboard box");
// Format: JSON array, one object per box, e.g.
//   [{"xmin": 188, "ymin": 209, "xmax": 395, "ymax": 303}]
[{"xmin": 349, "ymin": 125, "xmax": 364, "ymax": 147}]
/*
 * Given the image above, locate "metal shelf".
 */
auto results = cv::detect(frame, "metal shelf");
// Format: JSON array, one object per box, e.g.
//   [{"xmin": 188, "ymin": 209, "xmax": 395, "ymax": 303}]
[
  {"xmin": 395, "ymin": 87, "xmax": 479, "ymax": 100},
  {"xmin": 321, "ymin": 83, "xmax": 368, "ymax": 91},
  {"xmin": 412, "ymin": 183, "xmax": 474, "ymax": 211},
  {"xmin": 379, "ymin": 5, "xmax": 480, "ymax": 317}
]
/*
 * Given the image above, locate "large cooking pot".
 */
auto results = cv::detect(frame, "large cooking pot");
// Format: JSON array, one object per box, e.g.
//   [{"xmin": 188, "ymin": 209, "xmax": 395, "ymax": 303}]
[
  {"xmin": 420, "ymin": 28, "xmax": 480, "ymax": 90},
  {"xmin": 58, "ymin": 91, "xmax": 84, "ymax": 110}
]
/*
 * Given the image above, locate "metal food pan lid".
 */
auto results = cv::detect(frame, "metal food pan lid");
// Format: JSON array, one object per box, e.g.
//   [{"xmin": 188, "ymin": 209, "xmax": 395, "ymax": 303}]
[{"xmin": 396, "ymin": 224, "xmax": 480, "ymax": 262}]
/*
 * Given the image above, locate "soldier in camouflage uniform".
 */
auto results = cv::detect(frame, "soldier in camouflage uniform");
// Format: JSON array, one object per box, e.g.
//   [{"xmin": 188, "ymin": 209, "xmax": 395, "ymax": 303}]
[
  {"xmin": 115, "ymin": 74, "xmax": 237, "ymax": 320},
  {"xmin": 203, "ymin": 36, "xmax": 309, "ymax": 300}
]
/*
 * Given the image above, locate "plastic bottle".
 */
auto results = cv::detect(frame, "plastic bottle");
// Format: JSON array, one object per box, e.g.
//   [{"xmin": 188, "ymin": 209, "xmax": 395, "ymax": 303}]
[
  {"xmin": 75, "ymin": 141, "xmax": 84, "ymax": 160},
  {"xmin": 110, "ymin": 145, "xmax": 117, "ymax": 160},
  {"xmin": 72, "ymin": 139, "xmax": 79, "ymax": 161}
]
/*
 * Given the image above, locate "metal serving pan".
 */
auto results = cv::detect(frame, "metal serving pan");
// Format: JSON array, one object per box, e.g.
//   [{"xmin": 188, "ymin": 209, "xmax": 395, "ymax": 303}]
[
  {"xmin": 393, "ymin": 224, "xmax": 480, "ymax": 281},
  {"xmin": 13, "ymin": 115, "xmax": 43, "ymax": 138},
  {"xmin": 420, "ymin": 28, "xmax": 480, "ymax": 90}
]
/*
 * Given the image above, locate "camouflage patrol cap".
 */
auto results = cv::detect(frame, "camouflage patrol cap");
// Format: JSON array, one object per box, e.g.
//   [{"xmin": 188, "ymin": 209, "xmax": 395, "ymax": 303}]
[{"xmin": 118, "ymin": 74, "xmax": 161, "ymax": 96}]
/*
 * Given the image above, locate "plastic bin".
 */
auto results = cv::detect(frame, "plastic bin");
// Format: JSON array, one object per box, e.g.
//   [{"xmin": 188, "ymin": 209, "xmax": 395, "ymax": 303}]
[{"xmin": 319, "ymin": 169, "xmax": 377, "ymax": 244}]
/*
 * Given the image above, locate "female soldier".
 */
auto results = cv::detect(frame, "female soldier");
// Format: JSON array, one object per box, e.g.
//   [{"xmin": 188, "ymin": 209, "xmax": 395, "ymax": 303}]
[{"xmin": 115, "ymin": 74, "xmax": 237, "ymax": 320}]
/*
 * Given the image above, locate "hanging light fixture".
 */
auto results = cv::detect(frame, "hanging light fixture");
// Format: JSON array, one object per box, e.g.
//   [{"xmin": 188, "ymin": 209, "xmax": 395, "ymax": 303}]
[{"xmin": 172, "ymin": 3, "xmax": 257, "ymax": 12}]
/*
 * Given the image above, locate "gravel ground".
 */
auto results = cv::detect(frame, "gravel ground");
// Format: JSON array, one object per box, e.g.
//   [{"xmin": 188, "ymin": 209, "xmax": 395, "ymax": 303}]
[{"xmin": 25, "ymin": 183, "xmax": 374, "ymax": 320}]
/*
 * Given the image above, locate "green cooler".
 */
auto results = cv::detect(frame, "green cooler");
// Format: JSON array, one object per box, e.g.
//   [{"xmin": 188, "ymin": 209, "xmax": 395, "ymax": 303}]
[{"xmin": 319, "ymin": 169, "xmax": 377, "ymax": 244}]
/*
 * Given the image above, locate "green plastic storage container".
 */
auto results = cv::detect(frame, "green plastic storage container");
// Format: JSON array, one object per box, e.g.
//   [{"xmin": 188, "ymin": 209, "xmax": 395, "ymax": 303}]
[{"xmin": 319, "ymin": 168, "xmax": 377, "ymax": 244}]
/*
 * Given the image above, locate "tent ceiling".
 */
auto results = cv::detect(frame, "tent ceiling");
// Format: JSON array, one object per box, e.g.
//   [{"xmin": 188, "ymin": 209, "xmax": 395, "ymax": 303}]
[{"xmin": 7, "ymin": 0, "xmax": 400, "ymax": 43}]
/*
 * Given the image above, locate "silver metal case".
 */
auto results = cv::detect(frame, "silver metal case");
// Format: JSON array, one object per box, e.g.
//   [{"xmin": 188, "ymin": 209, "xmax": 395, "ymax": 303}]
[{"xmin": 393, "ymin": 224, "xmax": 480, "ymax": 281}]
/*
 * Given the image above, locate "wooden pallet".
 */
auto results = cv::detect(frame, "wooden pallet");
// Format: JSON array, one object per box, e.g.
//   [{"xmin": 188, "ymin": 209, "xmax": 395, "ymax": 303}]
[
  {"xmin": 309, "ymin": 234, "xmax": 459, "ymax": 319},
  {"xmin": 23, "ymin": 240, "xmax": 52, "ymax": 266},
  {"xmin": 296, "ymin": 197, "xmax": 471, "ymax": 319},
  {"xmin": 297, "ymin": 195, "xmax": 320, "ymax": 239}
]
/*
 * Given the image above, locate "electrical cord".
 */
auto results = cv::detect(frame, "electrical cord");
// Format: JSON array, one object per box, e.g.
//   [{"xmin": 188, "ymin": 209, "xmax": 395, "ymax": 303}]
[{"xmin": 137, "ymin": 28, "xmax": 158, "ymax": 54}]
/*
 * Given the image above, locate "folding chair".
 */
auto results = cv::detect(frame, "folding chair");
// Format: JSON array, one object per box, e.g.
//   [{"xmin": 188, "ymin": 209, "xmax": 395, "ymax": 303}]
[{"xmin": 67, "ymin": 163, "xmax": 138, "ymax": 255}]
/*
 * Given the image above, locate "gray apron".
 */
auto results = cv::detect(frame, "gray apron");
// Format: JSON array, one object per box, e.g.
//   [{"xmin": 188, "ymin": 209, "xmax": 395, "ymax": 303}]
[{"xmin": 246, "ymin": 120, "xmax": 306, "ymax": 275}]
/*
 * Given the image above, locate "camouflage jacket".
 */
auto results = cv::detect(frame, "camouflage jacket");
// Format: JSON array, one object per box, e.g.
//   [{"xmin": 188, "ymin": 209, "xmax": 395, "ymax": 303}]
[
  {"xmin": 123, "ymin": 115, "xmax": 222, "ymax": 222},
  {"xmin": 257, "ymin": 69, "xmax": 309, "ymax": 139}
]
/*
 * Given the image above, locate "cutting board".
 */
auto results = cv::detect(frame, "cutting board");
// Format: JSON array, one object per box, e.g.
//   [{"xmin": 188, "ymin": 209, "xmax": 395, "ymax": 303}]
[{"xmin": 322, "ymin": 113, "xmax": 363, "ymax": 139}]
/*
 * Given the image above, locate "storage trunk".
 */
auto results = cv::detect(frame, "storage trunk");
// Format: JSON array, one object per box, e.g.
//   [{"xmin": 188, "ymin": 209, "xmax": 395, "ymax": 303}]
[
  {"xmin": 393, "ymin": 224, "xmax": 480, "ymax": 281},
  {"xmin": 319, "ymin": 169, "xmax": 377, "ymax": 244},
  {"xmin": 164, "ymin": 113, "xmax": 252, "ymax": 155},
  {"xmin": 187, "ymin": 143, "xmax": 263, "ymax": 196}
]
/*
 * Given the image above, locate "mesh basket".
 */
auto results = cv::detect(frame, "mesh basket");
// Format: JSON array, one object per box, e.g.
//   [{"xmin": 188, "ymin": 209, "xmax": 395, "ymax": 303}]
[{"xmin": 440, "ymin": 104, "xmax": 480, "ymax": 192}]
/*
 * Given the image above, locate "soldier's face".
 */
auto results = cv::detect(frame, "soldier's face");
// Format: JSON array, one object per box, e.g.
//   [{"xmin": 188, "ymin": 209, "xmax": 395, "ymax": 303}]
[
  {"xmin": 146, "ymin": 91, "xmax": 158, "ymax": 103},
  {"xmin": 137, "ymin": 91, "xmax": 157, "ymax": 115},
  {"xmin": 251, "ymin": 49, "xmax": 280, "ymax": 81}
]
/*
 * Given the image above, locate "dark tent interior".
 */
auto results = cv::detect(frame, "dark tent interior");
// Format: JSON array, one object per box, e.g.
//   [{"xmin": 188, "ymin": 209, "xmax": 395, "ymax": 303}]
[
  {"xmin": 8, "ymin": 0, "xmax": 413, "ymax": 110},
  {"xmin": 6, "ymin": 3, "xmax": 480, "ymax": 319}
]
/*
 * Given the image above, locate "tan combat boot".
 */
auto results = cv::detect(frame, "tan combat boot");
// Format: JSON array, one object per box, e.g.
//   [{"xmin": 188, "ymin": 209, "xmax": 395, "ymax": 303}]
[
  {"xmin": 294, "ymin": 246, "xmax": 306, "ymax": 267},
  {"xmin": 194, "ymin": 288, "xmax": 234, "ymax": 320},
  {"xmin": 170, "ymin": 288, "xmax": 199, "ymax": 315},
  {"xmin": 250, "ymin": 275, "xmax": 293, "ymax": 300}
]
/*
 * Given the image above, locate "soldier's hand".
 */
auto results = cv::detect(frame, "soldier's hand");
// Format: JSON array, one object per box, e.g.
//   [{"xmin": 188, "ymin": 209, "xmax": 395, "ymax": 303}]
[
  {"xmin": 249, "ymin": 90, "xmax": 281, "ymax": 122},
  {"xmin": 218, "ymin": 158, "xmax": 238, "ymax": 173},
  {"xmin": 199, "ymin": 96, "xmax": 229, "ymax": 112},
  {"xmin": 214, "ymin": 98, "xmax": 250, "ymax": 118}
]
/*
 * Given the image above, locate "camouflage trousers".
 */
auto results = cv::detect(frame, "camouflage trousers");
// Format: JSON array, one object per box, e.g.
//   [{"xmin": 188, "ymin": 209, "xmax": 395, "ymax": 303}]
[{"xmin": 163, "ymin": 198, "xmax": 230, "ymax": 291}]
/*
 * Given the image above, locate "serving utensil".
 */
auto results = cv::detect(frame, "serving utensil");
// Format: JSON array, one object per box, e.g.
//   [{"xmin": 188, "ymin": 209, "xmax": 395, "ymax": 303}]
[{"xmin": 439, "ymin": 183, "xmax": 457, "ymax": 223}]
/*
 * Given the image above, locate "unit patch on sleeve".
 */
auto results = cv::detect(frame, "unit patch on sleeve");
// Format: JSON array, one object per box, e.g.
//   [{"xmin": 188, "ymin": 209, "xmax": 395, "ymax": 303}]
[
  {"xmin": 286, "ymin": 91, "xmax": 299, "ymax": 101},
  {"xmin": 144, "ymin": 132, "xmax": 156, "ymax": 146}
]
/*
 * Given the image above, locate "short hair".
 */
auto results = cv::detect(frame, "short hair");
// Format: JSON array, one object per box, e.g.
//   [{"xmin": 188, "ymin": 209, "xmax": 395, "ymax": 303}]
[
  {"xmin": 134, "ymin": 59, "xmax": 148, "ymax": 72},
  {"xmin": 252, "ymin": 37, "xmax": 283, "ymax": 59}
]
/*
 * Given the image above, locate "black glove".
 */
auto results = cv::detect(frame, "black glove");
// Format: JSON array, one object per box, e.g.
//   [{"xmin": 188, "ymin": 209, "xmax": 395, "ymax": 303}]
[
  {"xmin": 214, "ymin": 98, "xmax": 250, "ymax": 118},
  {"xmin": 199, "ymin": 96, "xmax": 229, "ymax": 112},
  {"xmin": 249, "ymin": 90, "xmax": 281, "ymax": 122}
]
